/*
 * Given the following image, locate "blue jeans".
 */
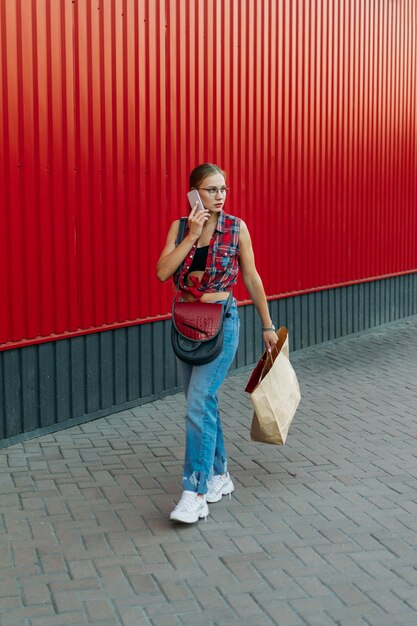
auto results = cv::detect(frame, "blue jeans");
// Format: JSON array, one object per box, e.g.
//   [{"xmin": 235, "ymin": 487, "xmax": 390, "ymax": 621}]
[{"xmin": 177, "ymin": 299, "xmax": 240, "ymax": 494}]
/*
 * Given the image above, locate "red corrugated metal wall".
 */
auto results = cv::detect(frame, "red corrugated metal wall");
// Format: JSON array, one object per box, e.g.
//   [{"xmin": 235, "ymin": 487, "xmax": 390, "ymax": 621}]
[{"xmin": 1, "ymin": 0, "xmax": 416, "ymax": 350}]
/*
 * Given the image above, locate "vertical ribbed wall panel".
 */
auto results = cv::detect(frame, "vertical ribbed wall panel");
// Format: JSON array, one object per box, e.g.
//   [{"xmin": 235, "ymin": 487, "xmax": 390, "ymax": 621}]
[
  {"xmin": 1, "ymin": 1, "xmax": 417, "ymax": 350},
  {"xmin": 0, "ymin": 0, "xmax": 79, "ymax": 346}
]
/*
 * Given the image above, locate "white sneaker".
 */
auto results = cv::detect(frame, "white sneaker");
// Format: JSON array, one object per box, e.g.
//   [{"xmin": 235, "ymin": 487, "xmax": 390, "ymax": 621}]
[
  {"xmin": 169, "ymin": 491, "xmax": 209, "ymax": 524},
  {"xmin": 206, "ymin": 472, "xmax": 234, "ymax": 503}
]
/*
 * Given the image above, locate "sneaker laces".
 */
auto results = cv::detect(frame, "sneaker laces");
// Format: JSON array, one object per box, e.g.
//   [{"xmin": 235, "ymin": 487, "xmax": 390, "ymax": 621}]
[
  {"xmin": 175, "ymin": 491, "xmax": 202, "ymax": 512},
  {"xmin": 208, "ymin": 475, "xmax": 225, "ymax": 492}
]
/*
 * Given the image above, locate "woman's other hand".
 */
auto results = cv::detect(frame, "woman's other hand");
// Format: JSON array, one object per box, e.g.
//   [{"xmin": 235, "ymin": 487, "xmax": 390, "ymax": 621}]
[{"xmin": 263, "ymin": 329, "xmax": 278, "ymax": 352}]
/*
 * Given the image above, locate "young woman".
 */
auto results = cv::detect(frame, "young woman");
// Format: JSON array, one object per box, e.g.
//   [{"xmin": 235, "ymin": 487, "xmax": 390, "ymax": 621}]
[{"xmin": 157, "ymin": 163, "xmax": 278, "ymax": 523}]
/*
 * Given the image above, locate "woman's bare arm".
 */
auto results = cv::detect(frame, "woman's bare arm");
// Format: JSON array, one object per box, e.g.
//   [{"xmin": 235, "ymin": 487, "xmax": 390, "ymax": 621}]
[{"xmin": 239, "ymin": 220, "xmax": 278, "ymax": 351}]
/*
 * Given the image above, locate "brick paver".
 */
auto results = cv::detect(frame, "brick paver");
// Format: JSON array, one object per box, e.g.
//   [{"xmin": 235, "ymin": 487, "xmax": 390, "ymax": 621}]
[{"xmin": 1, "ymin": 317, "xmax": 417, "ymax": 625}]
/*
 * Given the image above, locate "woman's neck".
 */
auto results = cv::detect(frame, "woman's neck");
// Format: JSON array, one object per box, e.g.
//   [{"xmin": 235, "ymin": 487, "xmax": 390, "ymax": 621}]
[{"xmin": 206, "ymin": 211, "xmax": 219, "ymax": 224}]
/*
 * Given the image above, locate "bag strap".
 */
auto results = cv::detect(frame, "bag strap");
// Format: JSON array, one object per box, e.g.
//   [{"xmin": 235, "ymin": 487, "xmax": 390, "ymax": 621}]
[
  {"xmin": 224, "ymin": 292, "xmax": 233, "ymax": 315},
  {"xmin": 173, "ymin": 217, "xmax": 188, "ymax": 297},
  {"xmin": 175, "ymin": 217, "xmax": 188, "ymax": 247}
]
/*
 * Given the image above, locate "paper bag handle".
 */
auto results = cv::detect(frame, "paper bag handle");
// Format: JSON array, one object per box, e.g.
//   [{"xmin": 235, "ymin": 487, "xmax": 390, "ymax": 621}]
[
  {"xmin": 245, "ymin": 327, "xmax": 288, "ymax": 393},
  {"xmin": 262, "ymin": 326, "xmax": 288, "ymax": 376}
]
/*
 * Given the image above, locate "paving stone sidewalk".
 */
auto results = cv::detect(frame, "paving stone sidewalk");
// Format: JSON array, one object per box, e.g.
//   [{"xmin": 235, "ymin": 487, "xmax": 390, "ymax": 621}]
[{"xmin": 1, "ymin": 317, "xmax": 417, "ymax": 626}]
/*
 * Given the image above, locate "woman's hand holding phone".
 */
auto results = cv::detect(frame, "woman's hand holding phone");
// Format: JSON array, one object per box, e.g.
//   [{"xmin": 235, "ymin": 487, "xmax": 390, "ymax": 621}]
[
  {"xmin": 187, "ymin": 190, "xmax": 209, "ymax": 241},
  {"xmin": 188, "ymin": 204, "xmax": 210, "ymax": 241}
]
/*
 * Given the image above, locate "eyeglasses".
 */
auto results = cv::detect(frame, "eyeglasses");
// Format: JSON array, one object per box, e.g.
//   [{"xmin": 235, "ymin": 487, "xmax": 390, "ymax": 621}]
[{"xmin": 198, "ymin": 186, "xmax": 230, "ymax": 197}]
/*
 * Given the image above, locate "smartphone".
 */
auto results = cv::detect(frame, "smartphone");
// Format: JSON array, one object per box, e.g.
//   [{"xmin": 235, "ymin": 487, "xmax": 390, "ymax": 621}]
[{"xmin": 187, "ymin": 189, "xmax": 205, "ymax": 213}]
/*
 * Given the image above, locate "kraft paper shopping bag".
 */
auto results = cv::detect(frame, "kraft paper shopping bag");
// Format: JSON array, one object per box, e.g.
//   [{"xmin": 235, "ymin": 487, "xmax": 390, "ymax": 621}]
[{"xmin": 245, "ymin": 327, "xmax": 301, "ymax": 445}]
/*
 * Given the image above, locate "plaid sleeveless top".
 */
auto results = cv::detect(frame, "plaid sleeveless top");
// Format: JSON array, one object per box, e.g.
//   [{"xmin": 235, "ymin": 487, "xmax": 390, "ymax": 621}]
[{"xmin": 176, "ymin": 212, "xmax": 241, "ymax": 299}]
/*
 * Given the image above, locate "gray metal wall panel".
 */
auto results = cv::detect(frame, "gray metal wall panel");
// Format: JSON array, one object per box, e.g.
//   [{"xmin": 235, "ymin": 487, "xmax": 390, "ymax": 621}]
[
  {"xmin": 151, "ymin": 322, "xmax": 165, "ymax": 395},
  {"xmin": 400, "ymin": 277, "xmax": 407, "ymax": 316},
  {"xmin": 70, "ymin": 338, "xmax": 86, "ymax": 418},
  {"xmin": 315, "ymin": 292, "xmax": 324, "ymax": 345},
  {"xmin": 0, "ymin": 355, "xmax": 4, "ymax": 440},
  {"xmin": 163, "ymin": 323, "xmax": 179, "ymax": 392},
  {"xmin": 99, "ymin": 332, "xmax": 115, "ymax": 409},
  {"xmin": 21, "ymin": 347, "xmax": 39, "ymax": 433},
  {"xmin": 139, "ymin": 326, "xmax": 153, "ymax": 399},
  {"xmin": 114, "ymin": 330, "xmax": 128, "ymax": 406},
  {"xmin": 238, "ymin": 306, "xmax": 258, "ymax": 369},
  {"xmin": 55, "ymin": 340, "xmax": 71, "ymax": 422},
  {"xmin": 411, "ymin": 276, "xmax": 416, "ymax": 313},
  {"xmin": 301, "ymin": 294, "xmax": 312, "ymax": 349},
  {"xmin": 38, "ymin": 343, "xmax": 56, "ymax": 428},
  {"xmin": 86, "ymin": 334, "xmax": 100, "ymax": 414},
  {"xmin": 3, "ymin": 351, "xmax": 21, "ymax": 438},
  {"xmin": 127, "ymin": 327, "xmax": 140, "ymax": 402},
  {"xmin": 2, "ymin": 273, "xmax": 417, "ymax": 446},
  {"xmin": 361, "ymin": 286, "xmax": 369, "ymax": 332},
  {"xmin": 327, "ymin": 290, "xmax": 335, "ymax": 340},
  {"xmin": 285, "ymin": 298, "xmax": 296, "ymax": 350},
  {"xmin": 373, "ymin": 282, "xmax": 379, "ymax": 326}
]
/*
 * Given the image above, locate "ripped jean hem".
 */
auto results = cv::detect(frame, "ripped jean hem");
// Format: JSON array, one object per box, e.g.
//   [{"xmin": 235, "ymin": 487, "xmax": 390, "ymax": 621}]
[
  {"xmin": 183, "ymin": 459, "xmax": 228, "ymax": 495},
  {"xmin": 183, "ymin": 470, "xmax": 211, "ymax": 495}
]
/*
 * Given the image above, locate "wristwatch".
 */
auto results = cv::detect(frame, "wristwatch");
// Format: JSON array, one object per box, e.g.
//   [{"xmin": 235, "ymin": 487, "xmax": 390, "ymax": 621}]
[{"xmin": 262, "ymin": 324, "xmax": 276, "ymax": 332}]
